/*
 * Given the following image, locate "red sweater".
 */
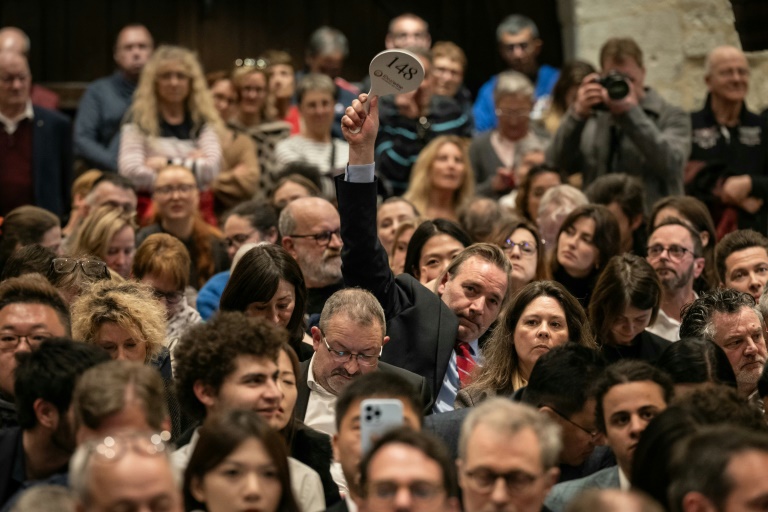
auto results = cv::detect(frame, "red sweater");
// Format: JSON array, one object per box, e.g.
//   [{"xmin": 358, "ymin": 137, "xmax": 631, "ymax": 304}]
[{"xmin": 0, "ymin": 119, "xmax": 34, "ymax": 216}]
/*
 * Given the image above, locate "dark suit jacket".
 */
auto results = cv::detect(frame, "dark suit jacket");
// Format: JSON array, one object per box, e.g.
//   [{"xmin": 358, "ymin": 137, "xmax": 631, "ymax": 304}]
[
  {"xmin": 0, "ymin": 427, "xmax": 22, "ymax": 507},
  {"xmin": 335, "ymin": 176, "xmax": 458, "ymax": 398},
  {"xmin": 295, "ymin": 359, "xmax": 433, "ymax": 421},
  {"xmin": 32, "ymin": 106, "xmax": 73, "ymax": 218},
  {"xmin": 325, "ymin": 500, "xmax": 350, "ymax": 512}
]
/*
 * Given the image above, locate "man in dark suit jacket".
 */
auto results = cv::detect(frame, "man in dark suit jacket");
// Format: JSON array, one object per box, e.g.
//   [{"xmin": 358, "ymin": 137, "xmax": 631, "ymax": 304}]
[
  {"xmin": 295, "ymin": 288, "xmax": 432, "ymax": 437},
  {"xmin": 0, "ymin": 51, "xmax": 72, "ymax": 218},
  {"xmin": 336, "ymin": 94, "xmax": 511, "ymax": 413}
]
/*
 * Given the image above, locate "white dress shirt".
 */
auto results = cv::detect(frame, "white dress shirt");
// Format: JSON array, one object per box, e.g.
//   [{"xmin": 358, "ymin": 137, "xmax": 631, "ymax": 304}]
[{"xmin": 305, "ymin": 354, "xmax": 339, "ymax": 436}]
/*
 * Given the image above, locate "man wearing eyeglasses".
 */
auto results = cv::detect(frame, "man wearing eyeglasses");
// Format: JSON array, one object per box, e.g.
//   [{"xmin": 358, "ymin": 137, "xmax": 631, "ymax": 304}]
[
  {"xmin": 545, "ymin": 360, "xmax": 672, "ymax": 511},
  {"xmin": 473, "ymin": 14, "xmax": 559, "ymax": 132},
  {"xmin": 0, "ymin": 49, "xmax": 72, "ymax": 217},
  {"xmin": 645, "ymin": 219, "xmax": 706, "ymax": 342},
  {"xmin": 280, "ymin": 196, "xmax": 345, "ymax": 316},
  {"xmin": 0, "ymin": 274, "xmax": 71, "ymax": 429},
  {"xmin": 458, "ymin": 399, "xmax": 561, "ymax": 512},
  {"xmin": 358, "ymin": 427, "xmax": 460, "ymax": 512},
  {"xmin": 297, "ymin": 288, "xmax": 431, "ymax": 437}
]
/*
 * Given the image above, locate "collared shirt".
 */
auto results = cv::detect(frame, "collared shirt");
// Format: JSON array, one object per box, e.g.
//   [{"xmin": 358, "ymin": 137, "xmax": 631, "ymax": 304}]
[
  {"xmin": 434, "ymin": 339, "xmax": 481, "ymax": 413},
  {"xmin": 0, "ymin": 101, "xmax": 33, "ymax": 135},
  {"xmin": 618, "ymin": 467, "xmax": 630, "ymax": 491},
  {"xmin": 305, "ymin": 354, "xmax": 339, "ymax": 436},
  {"xmin": 346, "ymin": 495, "xmax": 359, "ymax": 512},
  {"xmin": 646, "ymin": 308, "xmax": 681, "ymax": 342}
]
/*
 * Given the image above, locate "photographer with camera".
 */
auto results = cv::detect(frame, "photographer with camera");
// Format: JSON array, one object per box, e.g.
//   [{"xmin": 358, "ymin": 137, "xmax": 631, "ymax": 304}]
[{"xmin": 547, "ymin": 38, "xmax": 691, "ymax": 212}]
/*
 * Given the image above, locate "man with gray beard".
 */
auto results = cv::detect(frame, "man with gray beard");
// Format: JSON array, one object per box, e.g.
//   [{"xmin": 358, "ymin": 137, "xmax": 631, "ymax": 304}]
[
  {"xmin": 280, "ymin": 197, "xmax": 344, "ymax": 315},
  {"xmin": 645, "ymin": 218, "xmax": 706, "ymax": 341},
  {"xmin": 681, "ymin": 288, "xmax": 768, "ymax": 408}
]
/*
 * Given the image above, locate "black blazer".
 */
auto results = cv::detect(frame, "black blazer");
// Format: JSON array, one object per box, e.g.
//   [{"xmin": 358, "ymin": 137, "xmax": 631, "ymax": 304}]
[
  {"xmin": 295, "ymin": 359, "xmax": 434, "ymax": 421},
  {"xmin": 32, "ymin": 106, "xmax": 73, "ymax": 218},
  {"xmin": 326, "ymin": 500, "xmax": 350, "ymax": 512},
  {"xmin": 335, "ymin": 176, "xmax": 458, "ymax": 398}
]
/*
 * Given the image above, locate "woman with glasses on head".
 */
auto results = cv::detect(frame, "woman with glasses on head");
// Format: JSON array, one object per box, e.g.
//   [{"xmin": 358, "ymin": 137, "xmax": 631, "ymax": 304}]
[
  {"xmin": 48, "ymin": 256, "xmax": 112, "ymax": 304},
  {"xmin": 549, "ymin": 204, "xmax": 621, "ymax": 308},
  {"xmin": 589, "ymin": 254, "xmax": 671, "ymax": 364},
  {"xmin": 469, "ymin": 70, "xmax": 544, "ymax": 199},
  {"xmin": 220, "ymin": 243, "xmax": 314, "ymax": 360},
  {"xmin": 492, "ymin": 217, "xmax": 548, "ymax": 294},
  {"xmin": 137, "ymin": 165, "xmax": 229, "ymax": 289},
  {"xmin": 133, "ymin": 233, "xmax": 202, "ymax": 343},
  {"xmin": 402, "ymin": 136, "xmax": 474, "ymax": 223},
  {"xmin": 184, "ymin": 409, "xmax": 301, "ymax": 512},
  {"xmin": 456, "ymin": 281, "xmax": 596, "ymax": 408},
  {"xmin": 68, "ymin": 205, "xmax": 137, "ymax": 279},
  {"xmin": 118, "ymin": 45, "xmax": 223, "ymax": 223}
]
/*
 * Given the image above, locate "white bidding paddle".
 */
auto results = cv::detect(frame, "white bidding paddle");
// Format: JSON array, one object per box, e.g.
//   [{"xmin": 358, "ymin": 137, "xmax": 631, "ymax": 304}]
[{"xmin": 349, "ymin": 49, "xmax": 425, "ymax": 134}]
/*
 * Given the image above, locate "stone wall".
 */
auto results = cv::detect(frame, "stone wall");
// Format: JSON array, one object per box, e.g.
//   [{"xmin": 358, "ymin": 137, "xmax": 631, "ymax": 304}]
[{"xmin": 557, "ymin": 0, "xmax": 768, "ymax": 113}]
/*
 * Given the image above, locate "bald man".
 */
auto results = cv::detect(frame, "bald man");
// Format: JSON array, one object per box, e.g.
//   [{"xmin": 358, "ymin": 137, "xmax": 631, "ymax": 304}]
[
  {"xmin": 279, "ymin": 197, "xmax": 344, "ymax": 315},
  {"xmin": 0, "ymin": 26, "xmax": 59, "ymax": 109},
  {"xmin": 687, "ymin": 45, "xmax": 768, "ymax": 235}
]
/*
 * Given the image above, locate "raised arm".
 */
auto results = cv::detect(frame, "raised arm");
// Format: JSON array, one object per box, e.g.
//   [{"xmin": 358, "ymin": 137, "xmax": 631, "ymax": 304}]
[{"xmin": 337, "ymin": 95, "xmax": 408, "ymax": 318}]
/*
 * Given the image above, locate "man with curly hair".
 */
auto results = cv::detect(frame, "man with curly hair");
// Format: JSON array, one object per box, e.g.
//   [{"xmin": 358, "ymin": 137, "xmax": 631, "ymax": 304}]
[{"xmin": 171, "ymin": 311, "xmax": 325, "ymax": 511}]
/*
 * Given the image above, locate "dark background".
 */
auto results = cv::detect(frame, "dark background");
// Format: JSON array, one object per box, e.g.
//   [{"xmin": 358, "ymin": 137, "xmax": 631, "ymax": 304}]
[{"xmin": 0, "ymin": 0, "xmax": 563, "ymax": 108}]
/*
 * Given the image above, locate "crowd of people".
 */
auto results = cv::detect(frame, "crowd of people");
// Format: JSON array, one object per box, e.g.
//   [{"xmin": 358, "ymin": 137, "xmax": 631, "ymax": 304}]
[{"xmin": 0, "ymin": 9, "xmax": 768, "ymax": 512}]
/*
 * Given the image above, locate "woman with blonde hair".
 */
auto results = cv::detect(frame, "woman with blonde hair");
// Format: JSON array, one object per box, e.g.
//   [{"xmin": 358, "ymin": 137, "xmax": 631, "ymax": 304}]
[
  {"xmin": 403, "ymin": 135, "xmax": 474, "ymax": 222},
  {"xmin": 456, "ymin": 280, "xmax": 596, "ymax": 408},
  {"xmin": 133, "ymin": 233, "xmax": 202, "ymax": 342},
  {"xmin": 68, "ymin": 205, "xmax": 137, "ymax": 279},
  {"xmin": 72, "ymin": 280, "xmax": 168, "ymax": 370},
  {"xmin": 118, "ymin": 45, "xmax": 223, "ymax": 219}
]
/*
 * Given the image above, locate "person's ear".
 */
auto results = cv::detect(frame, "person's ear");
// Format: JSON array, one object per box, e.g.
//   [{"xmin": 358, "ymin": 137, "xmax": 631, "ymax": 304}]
[
  {"xmin": 538, "ymin": 406, "xmax": 559, "ymax": 422},
  {"xmin": 630, "ymin": 213, "xmax": 644, "ymax": 232},
  {"xmin": 331, "ymin": 433, "xmax": 340, "ymax": 462},
  {"xmin": 542, "ymin": 467, "xmax": 560, "ymax": 494},
  {"xmin": 193, "ymin": 380, "xmax": 217, "ymax": 409},
  {"xmin": 282, "ymin": 236, "xmax": 297, "ymax": 258},
  {"xmin": 382, "ymin": 336, "xmax": 390, "ymax": 347},
  {"xmin": 436, "ymin": 271, "xmax": 451, "ymax": 297},
  {"xmin": 532, "ymin": 38, "xmax": 543, "ymax": 56},
  {"xmin": 682, "ymin": 491, "xmax": 719, "ymax": 512},
  {"xmin": 190, "ymin": 475, "xmax": 206, "ymax": 504},
  {"xmin": 699, "ymin": 230, "xmax": 711, "ymax": 248},
  {"xmin": 310, "ymin": 326, "xmax": 323, "ymax": 352},
  {"xmin": 34, "ymin": 399, "xmax": 59, "ymax": 430},
  {"xmin": 693, "ymin": 256, "xmax": 706, "ymax": 279}
]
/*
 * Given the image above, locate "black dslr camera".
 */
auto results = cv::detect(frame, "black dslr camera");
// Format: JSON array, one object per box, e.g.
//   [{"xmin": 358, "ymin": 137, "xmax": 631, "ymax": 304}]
[{"xmin": 593, "ymin": 72, "xmax": 631, "ymax": 110}]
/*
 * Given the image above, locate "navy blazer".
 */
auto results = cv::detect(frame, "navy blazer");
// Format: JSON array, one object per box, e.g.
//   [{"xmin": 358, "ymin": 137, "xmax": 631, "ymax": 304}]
[
  {"xmin": 335, "ymin": 176, "xmax": 457, "ymax": 398},
  {"xmin": 294, "ymin": 358, "xmax": 434, "ymax": 422},
  {"xmin": 31, "ymin": 106, "xmax": 73, "ymax": 218}
]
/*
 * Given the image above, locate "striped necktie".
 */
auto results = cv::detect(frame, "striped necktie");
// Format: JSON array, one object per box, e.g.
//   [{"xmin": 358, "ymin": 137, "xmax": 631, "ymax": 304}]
[{"xmin": 456, "ymin": 342, "xmax": 476, "ymax": 388}]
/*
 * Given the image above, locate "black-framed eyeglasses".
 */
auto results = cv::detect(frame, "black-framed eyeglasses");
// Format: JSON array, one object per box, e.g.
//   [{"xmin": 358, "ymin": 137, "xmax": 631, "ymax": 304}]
[
  {"xmin": 503, "ymin": 239, "xmax": 537, "ymax": 256},
  {"xmin": 322, "ymin": 337, "xmax": 381, "ymax": 367},
  {"xmin": 540, "ymin": 404, "xmax": 600, "ymax": 439},
  {"xmin": 226, "ymin": 231, "xmax": 257, "ymax": 248},
  {"xmin": 0, "ymin": 332, "xmax": 52, "ymax": 353},
  {"xmin": 463, "ymin": 468, "xmax": 543, "ymax": 494},
  {"xmin": 51, "ymin": 258, "xmax": 109, "ymax": 278},
  {"xmin": 646, "ymin": 244, "xmax": 696, "ymax": 261},
  {"xmin": 289, "ymin": 229, "xmax": 341, "ymax": 247},
  {"xmin": 152, "ymin": 289, "xmax": 184, "ymax": 306}
]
